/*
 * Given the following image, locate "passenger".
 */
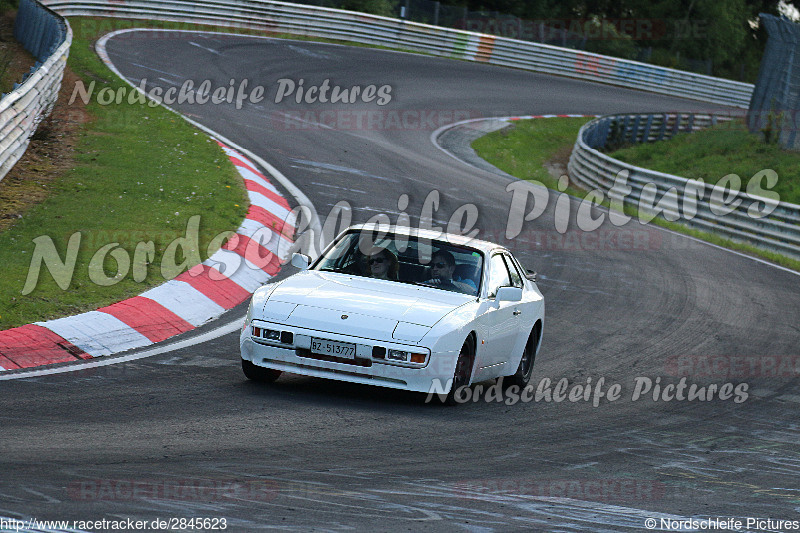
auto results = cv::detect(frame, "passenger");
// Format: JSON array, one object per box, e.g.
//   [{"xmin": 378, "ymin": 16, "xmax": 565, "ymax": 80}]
[
  {"xmin": 366, "ymin": 248, "xmax": 399, "ymax": 280},
  {"xmin": 424, "ymin": 250, "xmax": 477, "ymax": 294}
]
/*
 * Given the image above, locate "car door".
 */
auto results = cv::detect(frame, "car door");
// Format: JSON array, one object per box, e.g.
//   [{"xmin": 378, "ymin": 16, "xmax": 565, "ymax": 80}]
[
  {"xmin": 474, "ymin": 252, "xmax": 522, "ymax": 379},
  {"xmin": 502, "ymin": 253, "xmax": 533, "ymax": 363}
]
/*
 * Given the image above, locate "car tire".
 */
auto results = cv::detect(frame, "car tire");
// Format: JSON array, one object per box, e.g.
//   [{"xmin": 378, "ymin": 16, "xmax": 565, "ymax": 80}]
[
  {"xmin": 242, "ymin": 358, "xmax": 282, "ymax": 383},
  {"xmin": 503, "ymin": 322, "xmax": 540, "ymax": 389},
  {"xmin": 442, "ymin": 336, "xmax": 475, "ymax": 406}
]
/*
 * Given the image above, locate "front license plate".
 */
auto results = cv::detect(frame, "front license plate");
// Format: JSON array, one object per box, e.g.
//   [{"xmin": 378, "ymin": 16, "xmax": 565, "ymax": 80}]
[{"xmin": 311, "ymin": 338, "xmax": 356, "ymax": 359}]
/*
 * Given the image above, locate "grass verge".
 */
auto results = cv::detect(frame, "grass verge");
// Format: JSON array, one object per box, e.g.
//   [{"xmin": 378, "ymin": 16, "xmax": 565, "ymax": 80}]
[
  {"xmin": 471, "ymin": 118, "xmax": 800, "ymax": 272},
  {"xmin": 0, "ymin": 17, "xmax": 248, "ymax": 330},
  {"xmin": 608, "ymin": 119, "xmax": 800, "ymax": 205}
]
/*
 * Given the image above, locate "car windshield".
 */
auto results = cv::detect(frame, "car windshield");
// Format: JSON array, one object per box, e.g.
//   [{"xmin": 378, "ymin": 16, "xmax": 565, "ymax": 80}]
[{"xmin": 314, "ymin": 230, "xmax": 483, "ymax": 296}]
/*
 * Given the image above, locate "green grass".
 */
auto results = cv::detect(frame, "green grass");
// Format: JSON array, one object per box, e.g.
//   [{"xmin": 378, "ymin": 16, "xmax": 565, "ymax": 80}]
[
  {"xmin": 472, "ymin": 118, "xmax": 800, "ymax": 272},
  {"xmin": 609, "ymin": 120, "xmax": 800, "ymax": 205},
  {"xmin": 471, "ymin": 117, "xmax": 591, "ymax": 192},
  {"xmin": 0, "ymin": 17, "xmax": 248, "ymax": 330}
]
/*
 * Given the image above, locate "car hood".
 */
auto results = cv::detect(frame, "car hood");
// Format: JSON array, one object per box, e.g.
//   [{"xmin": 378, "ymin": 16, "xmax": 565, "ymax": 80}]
[{"xmin": 264, "ymin": 270, "xmax": 472, "ymax": 328}]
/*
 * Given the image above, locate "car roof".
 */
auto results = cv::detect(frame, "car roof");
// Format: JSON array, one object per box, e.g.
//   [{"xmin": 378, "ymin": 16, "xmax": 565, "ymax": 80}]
[{"xmin": 347, "ymin": 223, "xmax": 507, "ymax": 256}]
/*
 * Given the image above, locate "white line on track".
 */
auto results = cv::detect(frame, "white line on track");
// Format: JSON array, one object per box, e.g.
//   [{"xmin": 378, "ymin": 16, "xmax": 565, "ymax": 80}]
[
  {"xmin": 130, "ymin": 61, "xmax": 183, "ymax": 78},
  {"xmin": 189, "ymin": 41, "xmax": 221, "ymax": 55}
]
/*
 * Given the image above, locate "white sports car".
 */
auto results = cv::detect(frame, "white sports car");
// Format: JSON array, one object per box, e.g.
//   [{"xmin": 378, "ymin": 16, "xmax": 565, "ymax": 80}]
[{"xmin": 240, "ymin": 224, "xmax": 544, "ymax": 404}]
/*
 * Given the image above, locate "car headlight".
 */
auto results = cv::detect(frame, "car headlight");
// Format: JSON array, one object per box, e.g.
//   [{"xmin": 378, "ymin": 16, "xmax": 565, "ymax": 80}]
[{"xmin": 386, "ymin": 349, "xmax": 427, "ymax": 364}]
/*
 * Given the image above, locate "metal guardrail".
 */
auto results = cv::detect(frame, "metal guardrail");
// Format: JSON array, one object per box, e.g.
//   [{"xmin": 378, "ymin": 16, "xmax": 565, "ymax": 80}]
[
  {"xmin": 40, "ymin": 0, "xmax": 753, "ymax": 108},
  {"xmin": 14, "ymin": 0, "xmax": 68, "ymax": 59},
  {"xmin": 747, "ymin": 14, "xmax": 800, "ymax": 150},
  {"xmin": 0, "ymin": 0, "xmax": 71, "ymax": 183},
  {"xmin": 568, "ymin": 113, "xmax": 800, "ymax": 260}
]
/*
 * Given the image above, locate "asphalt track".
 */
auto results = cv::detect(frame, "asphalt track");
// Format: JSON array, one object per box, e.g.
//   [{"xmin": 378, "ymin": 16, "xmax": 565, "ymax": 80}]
[{"xmin": 2, "ymin": 31, "xmax": 800, "ymax": 532}]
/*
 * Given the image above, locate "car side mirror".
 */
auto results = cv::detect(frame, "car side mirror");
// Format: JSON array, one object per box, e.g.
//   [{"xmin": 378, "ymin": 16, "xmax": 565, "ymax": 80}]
[
  {"xmin": 291, "ymin": 252, "xmax": 311, "ymax": 270},
  {"xmin": 496, "ymin": 286, "xmax": 523, "ymax": 302},
  {"xmin": 526, "ymin": 269, "xmax": 537, "ymax": 282}
]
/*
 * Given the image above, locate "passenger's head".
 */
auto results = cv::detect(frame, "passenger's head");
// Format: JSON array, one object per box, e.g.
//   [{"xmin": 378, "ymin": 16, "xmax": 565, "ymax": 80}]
[{"xmin": 366, "ymin": 248, "xmax": 398, "ymax": 280}]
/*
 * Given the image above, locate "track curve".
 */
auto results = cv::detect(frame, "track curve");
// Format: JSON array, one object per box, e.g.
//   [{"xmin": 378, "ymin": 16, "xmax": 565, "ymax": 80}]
[{"xmin": 1, "ymin": 31, "xmax": 799, "ymax": 532}]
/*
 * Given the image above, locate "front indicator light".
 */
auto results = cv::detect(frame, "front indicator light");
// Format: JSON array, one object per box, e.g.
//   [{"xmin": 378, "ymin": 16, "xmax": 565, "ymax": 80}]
[{"xmin": 410, "ymin": 353, "xmax": 426, "ymax": 364}]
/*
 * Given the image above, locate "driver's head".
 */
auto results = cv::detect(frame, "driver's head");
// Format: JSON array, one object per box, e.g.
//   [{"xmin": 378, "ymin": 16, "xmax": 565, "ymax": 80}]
[{"xmin": 430, "ymin": 250, "xmax": 456, "ymax": 280}]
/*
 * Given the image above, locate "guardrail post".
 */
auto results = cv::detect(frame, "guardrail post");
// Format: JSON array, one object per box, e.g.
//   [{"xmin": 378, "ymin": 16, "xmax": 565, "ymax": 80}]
[
  {"xmin": 622, "ymin": 115, "xmax": 631, "ymax": 143},
  {"xmin": 643, "ymin": 114, "xmax": 654, "ymax": 142},
  {"xmin": 672, "ymin": 113, "xmax": 681, "ymax": 136},
  {"xmin": 657, "ymin": 114, "xmax": 667, "ymax": 141},
  {"xmin": 599, "ymin": 119, "xmax": 610, "ymax": 147},
  {"xmin": 632, "ymin": 115, "xmax": 641, "ymax": 143}
]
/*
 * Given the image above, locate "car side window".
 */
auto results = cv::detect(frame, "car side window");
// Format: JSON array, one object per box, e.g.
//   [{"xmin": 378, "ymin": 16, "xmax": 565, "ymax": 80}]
[
  {"xmin": 487, "ymin": 254, "xmax": 512, "ymax": 298},
  {"xmin": 502, "ymin": 255, "xmax": 524, "ymax": 288}
]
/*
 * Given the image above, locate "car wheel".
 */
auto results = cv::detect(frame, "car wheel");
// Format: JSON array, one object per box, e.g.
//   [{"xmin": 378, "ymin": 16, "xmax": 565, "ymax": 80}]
[
  {"xmin": 503, "ymin": 322, "xmax": 540, "ymax": 389},
  {"xmin": 242, "ymin": 358, "xmax": 282, "ymax": 383},
  {"xmin": 443, "ymin": 336, "xmax": 475, "ymax": 406}
]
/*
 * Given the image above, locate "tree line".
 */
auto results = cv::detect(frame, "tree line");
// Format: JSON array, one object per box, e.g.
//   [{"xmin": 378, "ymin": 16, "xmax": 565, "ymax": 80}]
[{"xmin": 343, "ymin": 0, "xmax": 799, "ymax": 81}]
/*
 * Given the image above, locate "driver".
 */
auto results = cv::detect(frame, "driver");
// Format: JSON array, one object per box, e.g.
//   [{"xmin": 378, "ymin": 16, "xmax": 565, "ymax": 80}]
[{"xmin": 424, "ymin": 250, "xmax": 477, "ymax": 294}]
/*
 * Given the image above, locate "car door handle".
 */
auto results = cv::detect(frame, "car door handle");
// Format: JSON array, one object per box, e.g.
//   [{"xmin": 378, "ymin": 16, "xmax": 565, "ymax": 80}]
[{"xmin": 513, "ymin": 310, "xmax": 521, "ymax": 316}]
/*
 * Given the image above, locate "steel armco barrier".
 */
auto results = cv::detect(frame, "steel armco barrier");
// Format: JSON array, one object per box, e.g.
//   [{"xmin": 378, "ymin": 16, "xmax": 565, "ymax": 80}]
[
  {"xmin": 568, "ymin": 113, "xmax": 800, "ymax": 260},
  {"xmin": 39, "ymin": 0, "xmax": 753, "ymax": 108},
  {"xmin": 0, "ymin": 0, "xmax": 71, "ymax": 183}
]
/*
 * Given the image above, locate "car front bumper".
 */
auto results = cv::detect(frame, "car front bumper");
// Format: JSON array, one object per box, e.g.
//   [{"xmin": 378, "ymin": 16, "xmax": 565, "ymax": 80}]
[{"xmin": 240, "ymin": 319, "xmax": 459, "ymax": 393}]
